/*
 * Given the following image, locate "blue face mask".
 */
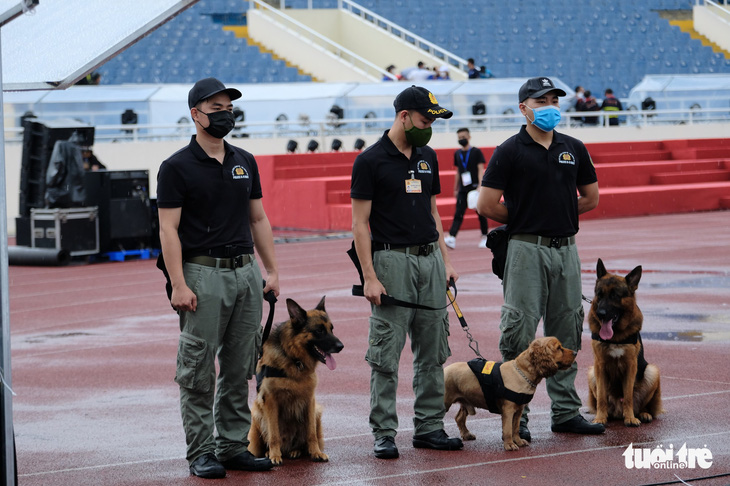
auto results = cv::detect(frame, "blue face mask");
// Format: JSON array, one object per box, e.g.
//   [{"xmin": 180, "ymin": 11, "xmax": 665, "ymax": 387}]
[{"xmin": 526, "ymin": 105, "xmax": 561, "ymax": 132}]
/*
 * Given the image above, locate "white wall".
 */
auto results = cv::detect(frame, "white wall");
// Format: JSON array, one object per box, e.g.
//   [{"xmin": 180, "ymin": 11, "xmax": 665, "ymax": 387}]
[
  {"xmin": 247, "ymin": 9, "xmax": 374, "ymax": 82},
  {"xmin": 6, "ymin": 121, "xmax": 730, "ymax": 236},
  {"xmin": 284, "ymin": 10, "xmax": 466, "ymax": 80},
  {"xmin": 248, "ymin": 9, "xmax": 465, "ymax": 83},
  {"xmin": 694, "ymin": 4, "xmax": 730, "ymax": 52}
]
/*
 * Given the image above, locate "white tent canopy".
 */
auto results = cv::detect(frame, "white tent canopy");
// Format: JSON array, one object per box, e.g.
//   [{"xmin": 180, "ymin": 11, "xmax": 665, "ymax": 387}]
[
  {"xmin": 1, "ymin": 0, "xmax": 198, "ymax": 91},
  {"xmin": 627, "ymin": 74, "xmax": 730, "ymax": 110}
]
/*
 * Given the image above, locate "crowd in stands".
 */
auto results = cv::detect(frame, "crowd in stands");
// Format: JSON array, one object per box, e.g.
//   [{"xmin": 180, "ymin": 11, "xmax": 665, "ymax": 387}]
[
  {"xmin": 382, "ymin": 57, "xmax": 493, "ymax": 81},
  {"xmin": 382, "ymin": 61, "xmax": 451, "ymax": 81}
]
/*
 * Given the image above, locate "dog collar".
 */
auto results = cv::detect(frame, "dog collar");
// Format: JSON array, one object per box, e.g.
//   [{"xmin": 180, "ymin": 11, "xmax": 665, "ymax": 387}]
[
  {"xmin": 591, "ymin": 332, "xmax": 639, "ymax": 345},
  {"xmin": 512, "ymin": 361, "xmax": 537, "ymax": 389}
]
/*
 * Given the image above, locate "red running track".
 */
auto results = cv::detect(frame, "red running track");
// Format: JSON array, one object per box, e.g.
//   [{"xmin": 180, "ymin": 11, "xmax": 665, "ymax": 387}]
[{"xmin": 8, "ymin": 211, "xmax": 730, "ymax": 485}]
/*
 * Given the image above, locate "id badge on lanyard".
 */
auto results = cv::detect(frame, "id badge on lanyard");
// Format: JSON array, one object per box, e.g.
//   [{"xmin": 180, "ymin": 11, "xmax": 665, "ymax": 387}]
[
  {"xmin": 460, "ymin": 149, "xmax": 472, "ymax": 186},
  {"xmin": 405, "ymin": 170, "xmax": 422, "ymax": 193}
]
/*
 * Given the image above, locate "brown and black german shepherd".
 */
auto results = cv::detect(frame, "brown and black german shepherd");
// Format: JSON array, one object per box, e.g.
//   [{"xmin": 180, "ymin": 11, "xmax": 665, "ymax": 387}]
[
  {"xmin": 248, "ymin": 297, "xmax": 344, "ymax": 464},
  {"xmin": 587, "ymin": 259, "xmax": 664, "ymax": 427}
]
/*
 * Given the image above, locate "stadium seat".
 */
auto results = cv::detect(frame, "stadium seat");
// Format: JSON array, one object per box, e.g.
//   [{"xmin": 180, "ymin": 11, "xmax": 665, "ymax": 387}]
[{"xmin": 96, "ymin": 0, "xmax": 730, "ymax": 95}]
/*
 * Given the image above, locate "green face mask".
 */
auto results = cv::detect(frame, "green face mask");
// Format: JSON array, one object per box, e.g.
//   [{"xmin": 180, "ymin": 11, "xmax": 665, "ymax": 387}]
[{"xmin": 403, "ymin": 112, "xmax": 432, "ymax": 147}]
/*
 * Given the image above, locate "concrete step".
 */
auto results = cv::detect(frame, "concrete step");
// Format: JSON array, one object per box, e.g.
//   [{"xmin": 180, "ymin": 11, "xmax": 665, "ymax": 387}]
[
  {"xmin": 595, "ymin": 159, "xmax": 730, "ymax": 186},
  {"xmin": 650, "ymin": 169, "xmax": 730, "ymax": 185}
]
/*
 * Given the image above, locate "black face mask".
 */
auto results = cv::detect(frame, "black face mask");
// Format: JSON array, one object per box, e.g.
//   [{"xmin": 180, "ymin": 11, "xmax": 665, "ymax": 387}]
[
  {"xmin": 458, "ymin": 138, "xmax": 469, "ymax": 147},
  {"xmin": 197, "ymin": 109, "xmax": 235, "ymax": 139}
]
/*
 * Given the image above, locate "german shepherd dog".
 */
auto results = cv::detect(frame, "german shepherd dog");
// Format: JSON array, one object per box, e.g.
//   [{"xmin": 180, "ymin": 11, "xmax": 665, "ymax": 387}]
[
  {"xmin": 444, "ymin": 337, "xmax": 576, "ymax": 450},
  {"xmin": 248, "ymin": 297, "xmax": 344, "ymax": 464},
  {"xmin": 587, "ymin": 259, "xmax": 664, "ymax": 426}
]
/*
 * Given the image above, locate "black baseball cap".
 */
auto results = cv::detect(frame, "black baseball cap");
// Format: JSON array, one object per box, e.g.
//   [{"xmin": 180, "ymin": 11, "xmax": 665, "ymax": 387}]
[
  {"xmin": 518, "ymin": 77, "xmax": 566, "ymax": 103},
  {"xmin": 188, "ymin": 77, "xmax": 242, "ymax": 109},
  {"xmin": 394, "ymin": 85, "xmax": 453, "ymax": 119}
]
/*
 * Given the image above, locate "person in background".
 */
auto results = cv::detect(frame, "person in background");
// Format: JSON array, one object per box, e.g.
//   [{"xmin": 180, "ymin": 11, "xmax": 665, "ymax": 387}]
[
  {"xmin": 577, "ymin": 90, "xmax": 600, "ymax": 125},
  {"xmin": 383, "ymin": 65, "xmax": 400, "ymax": 81},
  {"xmin": 407, "ymin": 62, "xmax": 435, "ymax": 81},
  {"xmin": 477, "ymin": 76, "xmax": 602, "ymax": 444},
  {"xmin": 444, "ymin": 128, "xmax": 489, "ymax": 250},
  {"xmin": 601, "ymin": 88, "xmax": 623, "ymax": 126},
  {"xmin": 466, "ymin": 58, "xmax": 481, "ymax": 79},
  {"xmin": 570, "ymin": 85, "xmax": 585, "ymax": 111},
  {"xmin": 81, "ymin": 146, "xmax": 106, "ymax": 171}
]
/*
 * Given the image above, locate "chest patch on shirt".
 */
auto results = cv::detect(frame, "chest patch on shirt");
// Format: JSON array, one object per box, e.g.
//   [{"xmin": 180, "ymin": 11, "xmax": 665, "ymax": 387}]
[
  {"xmin": 416, "ymin": 160, "xmax": 432, "ymax": 174},
  {"xmin": 232, "ymin": 165, "xmax": 249, "ymax": 179},
  {"xmin": 558, "ymin": 152, "xmax": 576, "ymax": 165}
]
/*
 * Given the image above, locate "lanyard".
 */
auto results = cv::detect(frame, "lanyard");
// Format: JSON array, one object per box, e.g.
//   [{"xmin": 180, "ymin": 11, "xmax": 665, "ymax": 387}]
[{"xmin": 459, "ymin": 149, "xmax": 471, "ymax": 170}]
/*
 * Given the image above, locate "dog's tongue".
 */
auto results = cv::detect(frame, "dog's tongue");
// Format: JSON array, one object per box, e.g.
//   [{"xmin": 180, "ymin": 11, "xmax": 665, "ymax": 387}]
[
  {"xmin": 324, "ymin": 353, "xmax": 337, "ymax": 370},
  {"xmin": 599, "ymin": 319, "xmax": 614, "ymax": 340}
]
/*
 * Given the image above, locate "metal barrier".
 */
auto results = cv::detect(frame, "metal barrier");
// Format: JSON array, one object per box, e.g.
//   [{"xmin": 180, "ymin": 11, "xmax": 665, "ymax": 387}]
[{"xmin": 5, "ymin": 107, "xmax": 729, "ymax": 144}]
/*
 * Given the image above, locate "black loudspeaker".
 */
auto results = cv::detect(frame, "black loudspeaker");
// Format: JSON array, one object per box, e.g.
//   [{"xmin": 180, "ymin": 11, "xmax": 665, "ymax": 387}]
[
  {"xmin": 19, "ymin": 118, "xmax": 95, "ymax": 218},
  {"xmin": 84, "ymin": 170, "xmax": 153, "ymax": 253}
]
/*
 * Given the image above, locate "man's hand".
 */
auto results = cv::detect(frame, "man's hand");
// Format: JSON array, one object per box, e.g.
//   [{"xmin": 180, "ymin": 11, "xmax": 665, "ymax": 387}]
[
  {"xmin": 364, "ymin": 277, "xmax": 387, "ymax": 306},
  {"xmin": 263, "ymin": 271, "xmax": 280, "ymax": 298},
  {"xmin": 445, "ymin": 263, "xmax": 458, "ymax": 289},
  {"xmin": 171, "ymin": 284, "xmax": 197, "ymax": 312}
]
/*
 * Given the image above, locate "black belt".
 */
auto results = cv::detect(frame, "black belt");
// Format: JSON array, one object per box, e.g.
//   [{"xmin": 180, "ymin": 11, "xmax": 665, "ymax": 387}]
[
  {"xmin": 186, "ymin": 254, "xmax": 254, "ymax": 269},
  {"xmin": 186, "ymin": 245, "xmax": 253, "ymax": 259},
  {"xmin": 372, "ymin": 241, "xmax": 437, "ymax": 256},
  {"xmin": 510, "ymin": 234, "xmax": 575, "ymax": 249}
]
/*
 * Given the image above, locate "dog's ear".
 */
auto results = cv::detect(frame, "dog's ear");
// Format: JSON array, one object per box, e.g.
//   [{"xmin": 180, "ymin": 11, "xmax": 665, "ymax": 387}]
[
  {"xmin": 315, "ymin": 296, "xmax": 326, "ymax": 312},
  {"xmin": 625, "ymin": 265, "xmax": 642, "ymax": 293},
  {"xmin": 530, "ymin": 339, "xmax": 559, "ymax": 376},
  {"xmin": 596, "ymin": 258, "xmax": 607, "ymax": 279},
  {"xmin": 286, "ymin": 298, "xmax": 308, "ymax": 329}
]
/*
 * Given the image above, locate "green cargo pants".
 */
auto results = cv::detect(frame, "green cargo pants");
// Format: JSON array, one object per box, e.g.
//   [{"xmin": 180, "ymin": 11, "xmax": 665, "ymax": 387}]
[
  {"xmin": 366, "ymin": 244, "xmax": 451, "ymax": 438},
  {"xmin": 499, "ymin": 238, "xmax": 585, "ymax": 425},
  {"xmin": 176, "ymin": 259, "xmax": 263, "ymax": 465}
]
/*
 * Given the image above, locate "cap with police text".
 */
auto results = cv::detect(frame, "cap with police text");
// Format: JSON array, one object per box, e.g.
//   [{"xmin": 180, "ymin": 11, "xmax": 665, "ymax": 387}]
[
  {"xmin": 394, "ymin": 85, "xmax": 453, "ymax": 119},
  {"xmin": 518, "ymin": 77, "xmax": 567, "ymax": 103},
  {"xmin": 188, "ymin": 77, "xmax": 242, "ymax": 109}
]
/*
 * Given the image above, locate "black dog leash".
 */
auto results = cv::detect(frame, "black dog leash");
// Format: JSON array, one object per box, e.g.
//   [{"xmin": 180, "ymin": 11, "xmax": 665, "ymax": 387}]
[
  {"xmin": 353, "ymin": 277, "xmax": 483, "ymax": 359},
  {"xmin": 259, "ymin": 280, "xmax": 278, "ymax": 359},
  {"xmin": 351, "ymin": 280, "xmax": 456, "ymax": 311},
  {"xmin": 348, "ymin": 241, "xmax": 482, "ymax": 358}
]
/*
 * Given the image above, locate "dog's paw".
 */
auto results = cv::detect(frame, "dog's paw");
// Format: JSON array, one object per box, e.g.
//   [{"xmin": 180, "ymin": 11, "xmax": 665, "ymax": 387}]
[
  {"xmin": 639, "ymin": 413, "xmax": 653, "ymax": 423},
  {"xmin": 288, "ymin": 450, "xmax": 302, "ymax": 459},
  {"xmin": 310, "ymin": 451, "xmax": 329, "ymax": 462},
  {"xmin": 461, "ymin": 432, "xmax": 476, "ymax": 441},
  {"xmin": 624, "ymin": 417, "xmax": 641, "ymax": 427},
  {"xmin": 592, "ymin": 415, "xmax": 607, "ymax": 425},
  {"xmin": 267, "ymin": 452, "xmax": 284, "ymax": 465},
  {"xmin": 513, "ymin": 437, "xmax": 529, "ymax": 448},
  {"xmin": 503, "ymin": 441, "xmax": 520, "ymax": 451}
]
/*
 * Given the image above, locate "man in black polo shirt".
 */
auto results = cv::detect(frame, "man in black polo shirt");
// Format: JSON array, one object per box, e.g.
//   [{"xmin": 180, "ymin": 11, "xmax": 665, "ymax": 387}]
[
  {"xmin": 477, "ymin": 77, "xmax": 602, "ymax": 441},
  {"xmin": 157, "ymin": 78, "xmax": 279, "ymax": 479},
  {"xmin": 351, "ymin": 85, "xmax": 463, "ymax": 460}
]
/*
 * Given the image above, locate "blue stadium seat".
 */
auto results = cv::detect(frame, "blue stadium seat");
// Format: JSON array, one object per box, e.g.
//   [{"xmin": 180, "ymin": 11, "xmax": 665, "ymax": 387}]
[{"xmin": 97, "ymin": 0, "xmax": 727, "ymax": 95}]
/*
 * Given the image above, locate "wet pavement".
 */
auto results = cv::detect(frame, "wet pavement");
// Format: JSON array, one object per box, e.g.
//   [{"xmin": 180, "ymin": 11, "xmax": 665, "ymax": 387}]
[{"xmin": 8, "ymin": 211, "xmax": 730, "ymax": 485}]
